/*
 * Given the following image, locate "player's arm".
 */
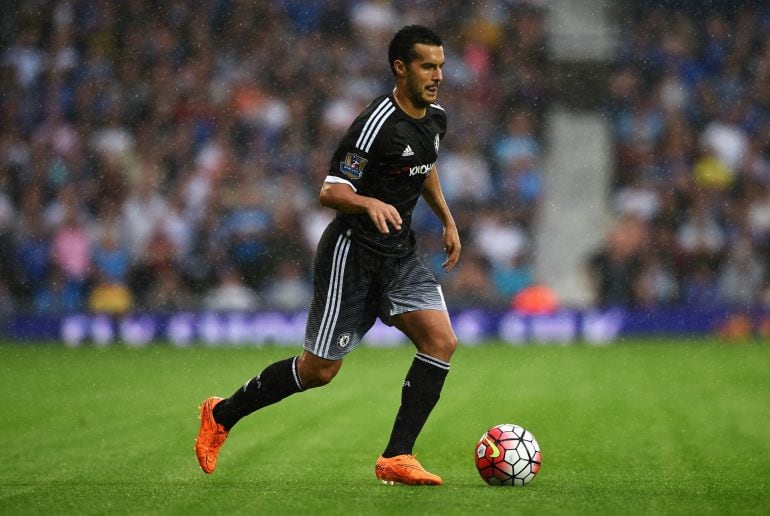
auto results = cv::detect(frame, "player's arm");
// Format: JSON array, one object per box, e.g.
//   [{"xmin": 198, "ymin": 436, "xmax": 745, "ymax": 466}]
[
  {"xmin": 319, "ymin": 182, "xmax": 402, "ymax": 235},
  {"xmin": 421, "ymin": 165, "xmax": 461, "ymax": 272}
]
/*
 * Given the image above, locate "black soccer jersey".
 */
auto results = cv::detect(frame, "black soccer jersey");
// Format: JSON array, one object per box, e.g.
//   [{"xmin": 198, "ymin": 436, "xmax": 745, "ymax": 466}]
[{"xmin": 326, "ymin": 93, "xmax": 447, "ymax": 257}]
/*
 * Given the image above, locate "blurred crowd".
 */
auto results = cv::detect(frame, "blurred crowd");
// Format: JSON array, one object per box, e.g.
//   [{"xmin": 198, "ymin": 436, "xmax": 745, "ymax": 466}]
[
  {"xmin": 0, "ymin": 0, "xmax": 549, "ymax": 316},
  {"xmin": 593, "ymin": 1, "xmax": 770, "ymax": 309}
]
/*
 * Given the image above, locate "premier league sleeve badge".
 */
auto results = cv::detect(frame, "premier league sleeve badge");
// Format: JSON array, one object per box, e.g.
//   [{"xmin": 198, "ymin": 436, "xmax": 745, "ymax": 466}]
[{"xmin": 340, "ymin": 152, "xmax": 368, "ymax": 180}]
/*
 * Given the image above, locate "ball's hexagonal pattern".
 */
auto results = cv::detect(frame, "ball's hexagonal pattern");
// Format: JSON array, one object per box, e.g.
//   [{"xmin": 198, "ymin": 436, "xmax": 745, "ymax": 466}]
[{"xmin": 474, "ymin": 424, "xmax": 541, "ymax": 487}]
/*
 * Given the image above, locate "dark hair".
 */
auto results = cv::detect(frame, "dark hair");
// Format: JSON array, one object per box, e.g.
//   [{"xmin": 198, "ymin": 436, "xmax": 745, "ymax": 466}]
[{"xmin": 388, "ymin": 25, "xmax": 442, "ymax": 76}]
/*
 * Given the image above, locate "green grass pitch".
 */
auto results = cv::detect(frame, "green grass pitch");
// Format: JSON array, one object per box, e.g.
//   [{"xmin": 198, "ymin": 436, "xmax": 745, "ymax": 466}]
[{"xmin": 1, "ymin": 339, "xmax": 769, "ymax": 514}]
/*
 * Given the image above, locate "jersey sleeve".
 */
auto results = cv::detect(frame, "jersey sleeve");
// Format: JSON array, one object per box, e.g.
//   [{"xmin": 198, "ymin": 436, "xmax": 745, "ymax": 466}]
[
  {"xmin": 326, "ymin": 96, "xmax": 395, "ymax": 191},
  {"xmin": 326, "ymin": 117, "xmax": 370, "ymax": 192}
]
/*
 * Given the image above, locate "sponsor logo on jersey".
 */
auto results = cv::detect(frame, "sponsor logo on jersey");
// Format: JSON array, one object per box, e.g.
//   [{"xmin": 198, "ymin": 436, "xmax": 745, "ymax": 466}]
[
  {"xmin": 339, "ymin": 152, "xmax": 368, "ymax": 179},
  {"xmin": 408, "ymin": 162, "xmax": 435, "ymax": 176},
  {"xmin": 402, "ymin": 145, "xmax": 414, "ymax": 157}
]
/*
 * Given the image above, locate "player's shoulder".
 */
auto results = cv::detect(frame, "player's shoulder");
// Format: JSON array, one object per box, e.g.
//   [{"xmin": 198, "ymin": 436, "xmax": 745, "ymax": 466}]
[
  {"xmin": 427, "ymin": 102, "xmax": 447, "ymax": 130},
  {"xmin": 346, "ymin": 95, "xmax": 398, "ymax": 152},
  {"xmin": 428, "ymin": 103, "xmax": 447, "ymax": 121},
  {"xmin": 429, "ymin": 102, "xmax": 446, "ymax": 114},
  {"xmin": 358, "ymin": 94, "xmax": 395, "ymax": 120}
]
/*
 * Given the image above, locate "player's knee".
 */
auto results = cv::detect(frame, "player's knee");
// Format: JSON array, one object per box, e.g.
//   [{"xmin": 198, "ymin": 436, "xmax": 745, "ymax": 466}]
[
  {"xmin": 312, "ymin": 365, "xmax": 339, "ymax": 387},
  {"xmin": 300, "ymin": 361, "xmax": 341, "ymax": 388},
  {"xmin": 442, "ymin": 332, "xmax": 458, "ymax": 359},
  {"xmin": 420, "ymin": 331, "xmax": 457, "ymax": 362}
]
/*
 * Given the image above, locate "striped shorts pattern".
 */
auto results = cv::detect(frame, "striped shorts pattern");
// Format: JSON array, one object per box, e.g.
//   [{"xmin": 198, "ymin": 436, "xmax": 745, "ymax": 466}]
[{"xmin": 304, "ymin": 222, "xmax": 446, "ymax": 360}]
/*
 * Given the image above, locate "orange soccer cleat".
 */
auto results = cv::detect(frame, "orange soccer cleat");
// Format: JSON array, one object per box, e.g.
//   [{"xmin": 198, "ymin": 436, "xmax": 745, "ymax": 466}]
[
  {"xmin": 195, "ymin": 396, "xmax": 229, "ymax": 474},
  {"xmin": 375, "ymin": 454, "xmax": 443, "ymax": 486}
]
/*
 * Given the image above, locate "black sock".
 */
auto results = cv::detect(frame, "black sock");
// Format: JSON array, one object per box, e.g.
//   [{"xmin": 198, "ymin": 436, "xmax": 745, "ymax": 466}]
[
  {"xmin": 382, "ymin": 353, "xmax": 450, "ymax": 458},
  {"xmin": 213, "ymin": 356, "xmax": 304, "ymax": 431}
]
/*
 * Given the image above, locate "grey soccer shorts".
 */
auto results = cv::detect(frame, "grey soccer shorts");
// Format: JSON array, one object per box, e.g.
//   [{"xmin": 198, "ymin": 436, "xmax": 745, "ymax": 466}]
[{"xmin": 304, "ymin": 222, "xmax": 447, "ymax": 360}]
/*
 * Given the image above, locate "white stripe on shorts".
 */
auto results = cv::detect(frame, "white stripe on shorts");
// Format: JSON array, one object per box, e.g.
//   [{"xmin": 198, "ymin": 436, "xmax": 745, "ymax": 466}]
[
  {"xmin": 436, "ymin": 285, "xmax": 447, "ymax": 310},
  {"xmin": 314, "ymin": 234, "xmax": 351, "ymax": 357}
]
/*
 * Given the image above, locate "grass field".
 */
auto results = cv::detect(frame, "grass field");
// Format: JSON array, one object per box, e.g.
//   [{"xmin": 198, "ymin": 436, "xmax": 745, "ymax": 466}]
[{"xmin": 1, "ymin": 339, "xmax": 769, "ymax": 515}]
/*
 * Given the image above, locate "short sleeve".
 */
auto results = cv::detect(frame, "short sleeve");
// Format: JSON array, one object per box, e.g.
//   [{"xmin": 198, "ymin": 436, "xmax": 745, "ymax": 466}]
[{"xmin": 326, "ymin": 96, "xmax": 396, "ymax": 191}]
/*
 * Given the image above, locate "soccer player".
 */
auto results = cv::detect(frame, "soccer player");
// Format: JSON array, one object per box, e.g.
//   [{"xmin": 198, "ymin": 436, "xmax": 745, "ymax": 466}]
[{"xmin": 196, "ymin": 25, "xmax": 461, "ymax": 486}]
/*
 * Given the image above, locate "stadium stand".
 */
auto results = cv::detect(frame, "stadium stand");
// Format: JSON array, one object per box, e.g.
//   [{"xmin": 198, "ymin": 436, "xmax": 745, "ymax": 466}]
[
  {"xmin": 591, "ymin": 0, "xmax": 770, "ymax": 309},
  {"xmin": 4, "ymin": 1, "xmax": 766, "ymax": 318},
  {"xmin": 0, "ymin": 1, "xmax": 550, "ymax": 314}
]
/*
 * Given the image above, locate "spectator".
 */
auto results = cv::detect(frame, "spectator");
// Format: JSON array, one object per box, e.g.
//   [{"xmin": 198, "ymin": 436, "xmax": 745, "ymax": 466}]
[
  {"xmin": 437, "ymin": 138, "xmax": 494, "ymax": 204},
  {"xmin": 633, "ymin": 250, "xmax": 679, "ymax": 307},
  {"xmin": 50, "ymin": 207, "xmax": 91, "ymax": 302},
  {"xmin": 121, "ymin": 162, "xmax": 169, "ymax": 263},
  {"xmin": 675, "ymin": 195, "xmax": 725, "ymax": 265},
  {"xmin": 15, "ymin": 211, "xmax": 50, "ymax": 304},
  {"xmin": 0, "ymin": 280, "xmax": 16, "ymax": 319},
  {"xmin": 263, "ymin": 261, "xmax": 311, "ymax": 312},
  {"xmin": 88, "ymin": 272, "xmax": 133, "ymax": 315},
  {"xmin": 130, "ymin": 227, "xmax": 178, "ymax": 308},
  {"xmin": 473, "ymin": 208, "xmax": 528, "ymax": 268},
  {"xmin": 442, "ymin": 252, "xmax": 498, "ymax": 308},
  {"xmin": 681, "ymin": 261, "xmax": 720, "ymax": 309},
  {"xmin": 492, "ymin": 111, "xmax": 540, "ymax": 178},
  {"xmin": 596, "ymin": 1, "xmax": 770, "ymax": 309},
  {"xmin": 491, "ymin": 252, "xmax": 534, "ymax": 302},
  {"xmin": 588, "ymin": 216, "xmax": 646, "ymax": 307},
  {"xmin": 222, "ymin": 179, "xmax": 272, "ymax": 291},
  {"xmin": 92, "ymin": 227, "xmax": 130, "ymax": 285},
  {"xmin": 717, "ymin": 235, "xmax": 765, "ymax": 307},
  {"xmin": 34, "ymin": 266, "xmax": 82, "ymax": 314},
  {"xmin": 0, "ymin": 0, "xmax": 551, "ymax": 314},
  {"xmin": 145, "ymin": 272, "xmax": 196, "ymax": 313},
  {"xmin": 203, "ymin": 267, "xmax": 260, "ymax": 312}
]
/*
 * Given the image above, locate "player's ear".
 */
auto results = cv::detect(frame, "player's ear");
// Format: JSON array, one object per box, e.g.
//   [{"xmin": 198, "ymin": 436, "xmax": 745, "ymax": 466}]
[{"xmin": 393, "ymin": 59, "xmax": 407, "ymax": 79}]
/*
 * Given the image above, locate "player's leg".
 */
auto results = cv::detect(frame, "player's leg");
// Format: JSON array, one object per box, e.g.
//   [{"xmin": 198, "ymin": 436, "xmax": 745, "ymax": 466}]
[
  {"xmin": 375, "ymin": 255, "xmax": 456, "ymax": 485},
  {"xmin": 196, "ymin": 351, "xmax": 344, "ymax": 475},
  {"xmin": 212, "ymin": 350, "xmax": 341, "ymax": 431},
  {"xmin": 213, "ymin": 223, "xmax": 359, "ymax": 431},
  {"xmin": 375, "ymin": 309, "xmax": 456, "ymax": 485},
  {"xmin": 196, "ymin": 222, "xmax": 356, "ymax": 474},
  {"xmin": 212, "ymin": 354, "xmax": 310, "ymax": 431},
  {"xmin": 394, "ymin": 308, "xmax": 457, "ymax": 361},
  {"xmin": 384, "ymin": 308, "xmax": 456, "ymax": 456},
  {"xmin": 196, "ymin": 354, "xmax": 309, "ymax": 474}
]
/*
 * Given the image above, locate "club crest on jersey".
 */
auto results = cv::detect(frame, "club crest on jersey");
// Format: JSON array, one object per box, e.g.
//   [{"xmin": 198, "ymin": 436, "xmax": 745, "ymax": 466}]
[
  {"xmin": 340, "ymin": 152, "xmax": 367, "ymax": 179},
  {"xmin": 434, "ymin": 134, "xmax": 440, "ymax": 152}
]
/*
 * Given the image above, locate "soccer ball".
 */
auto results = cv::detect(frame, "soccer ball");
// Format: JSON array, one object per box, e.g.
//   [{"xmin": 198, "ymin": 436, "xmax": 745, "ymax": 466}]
[{"xmin": 475, "ymin": 423, "xmax": 541, "ymax": 486}]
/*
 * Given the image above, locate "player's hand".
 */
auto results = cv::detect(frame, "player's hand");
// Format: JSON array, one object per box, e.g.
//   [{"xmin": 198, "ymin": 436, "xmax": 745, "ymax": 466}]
[
  {"xmin": 442, "ymin": 224, "xmax": 461, "ymax": 272},
  {"xmin": 366, "ymin": 199, "xmax": 402, "ymax": 235}
]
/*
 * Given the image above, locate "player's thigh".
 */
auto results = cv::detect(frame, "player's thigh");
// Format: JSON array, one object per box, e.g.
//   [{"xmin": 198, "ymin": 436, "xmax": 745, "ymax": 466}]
[
  {"xmin": 393, "ymin": 309, "xmax": 457, "ymax": 362},
  {"xmin": 384, "ymin": 253, "xmax": 457, "ymax": 360}
]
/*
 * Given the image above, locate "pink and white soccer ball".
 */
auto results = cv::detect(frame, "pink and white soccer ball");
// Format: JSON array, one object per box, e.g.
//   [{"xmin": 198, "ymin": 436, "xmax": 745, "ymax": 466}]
[{"xmin": 475, "ymin": 423, "xmax": 542, "ymax": 486}]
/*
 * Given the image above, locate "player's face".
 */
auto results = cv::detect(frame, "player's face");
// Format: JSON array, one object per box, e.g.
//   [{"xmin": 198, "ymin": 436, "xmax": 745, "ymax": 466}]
[{"xmin": 405, "ymin": 44, "xmax": 445, "ymax": 108}]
